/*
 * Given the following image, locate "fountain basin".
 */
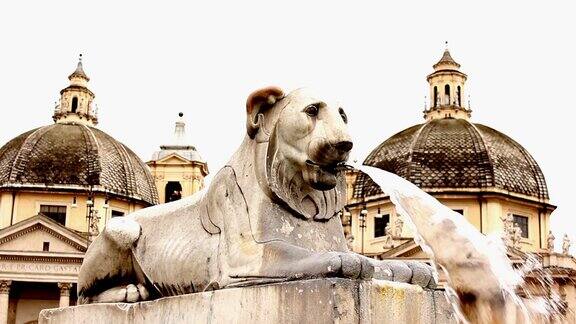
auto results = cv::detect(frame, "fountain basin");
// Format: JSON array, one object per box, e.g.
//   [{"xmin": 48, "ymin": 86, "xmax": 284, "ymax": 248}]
[{"xmin": 39, "ymin": 279, "xmax": 455, "ymax": 323}]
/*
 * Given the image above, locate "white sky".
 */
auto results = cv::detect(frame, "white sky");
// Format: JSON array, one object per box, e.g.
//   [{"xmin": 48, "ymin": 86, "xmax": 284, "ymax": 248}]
[{"xmin": 1, "ymin": 1, "xmax": 575, "ymax": 251}]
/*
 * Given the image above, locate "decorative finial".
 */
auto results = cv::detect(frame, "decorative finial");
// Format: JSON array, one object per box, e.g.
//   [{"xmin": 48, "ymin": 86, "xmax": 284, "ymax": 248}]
[
  {"xmin": 79, "ymin": 53, "xmax": 83, "ymax": 63},
  {"xmin": 445, "ymin": 41, "xmax": 448, "ymax": 49},
  {"xmin": 178, "ymin": 112, "xmax": 184, "ymax": 117}
]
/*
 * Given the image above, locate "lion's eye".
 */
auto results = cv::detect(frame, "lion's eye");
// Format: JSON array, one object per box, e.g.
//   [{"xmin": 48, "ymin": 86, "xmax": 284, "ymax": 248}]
[
  {"xmin": 339, "ymin": 108, "xmax": 348, "ymax": 123},
  {"xmin": 304, "ymin": 105, "xmax": 319, "ymax": 117}
]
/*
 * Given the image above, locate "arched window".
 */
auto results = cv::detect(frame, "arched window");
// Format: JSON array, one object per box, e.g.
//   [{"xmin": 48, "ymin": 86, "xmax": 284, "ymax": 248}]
[
  {"xmin": 444, "ymin": 85, "xmax": 451, "ymax": 105},
  {"xmin": 457, "ymin": 86, "xmax": 462, "ymax": 107},
  {"xmin": 165, "ymin": 181, "xmax": 183, "ymax": 203},
  {"xmin": 71, "ymin": 97, "xmax": 78, "ymax": 113},
  {"xmin": 433, "ymin": 86, "xmax": 438, "ymax": 107}
]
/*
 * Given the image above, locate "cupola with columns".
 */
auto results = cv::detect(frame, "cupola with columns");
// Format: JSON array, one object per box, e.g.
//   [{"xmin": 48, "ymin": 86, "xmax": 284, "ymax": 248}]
[
  {"xmin": 52, "ymin": 54, "xmax": 98, "ymax": 126},
  {"xmin": 424, "ymin": 44, "xmax": 471, "ymax": 121}
]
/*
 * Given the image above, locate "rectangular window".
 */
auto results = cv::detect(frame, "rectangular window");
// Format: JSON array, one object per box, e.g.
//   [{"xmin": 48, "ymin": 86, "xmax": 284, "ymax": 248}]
[
  {"xmin": 111, "ymin": 210, "xmax": 125, "ymax": 218},
  {"xmin": 453, "ymin": 209, "xmax": 464, "ymax": 215},
  {"xmin": 40, "ymin": 205, "xmax": 66, "ymax": 225},
  {"xmin": 513, "ymin": 215, "xmax": 529, "ymax": 238},
  {"xmin": 43, "ymin": 242, "xmax": 50, "ymax": 252},
  {"xmin": 374, "ymin": 214, "xmax": 390, "ymax": 238}
]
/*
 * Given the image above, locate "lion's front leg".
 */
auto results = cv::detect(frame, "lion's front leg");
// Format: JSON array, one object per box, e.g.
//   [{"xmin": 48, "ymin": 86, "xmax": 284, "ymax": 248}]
[
  {"xmin": 225, "ymin": 242, "xmax": 374, "ymax": 287},
  {"xmin": 363, "ymin": 257, "xmax": 437, "ymax": 288}
]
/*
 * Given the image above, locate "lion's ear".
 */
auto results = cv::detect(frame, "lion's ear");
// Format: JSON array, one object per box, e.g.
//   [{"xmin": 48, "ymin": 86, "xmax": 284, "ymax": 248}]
[{"xmin": 246, "ymin": 86, "xmax": 284, "ymax": 139}]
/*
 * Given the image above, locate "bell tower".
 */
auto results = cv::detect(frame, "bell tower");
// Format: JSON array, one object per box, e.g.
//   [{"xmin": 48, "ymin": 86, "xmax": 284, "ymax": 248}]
[
  {"xmin": 424, "ymin": 45, "xmax": 471, "ymax": 121},
  {"xmin": 147, "ymin": 113, "xmax": 209, "ymax": 204},
  {"xmin": 53, "ymin": 54, "xmax": 98, "ymax": 126}
]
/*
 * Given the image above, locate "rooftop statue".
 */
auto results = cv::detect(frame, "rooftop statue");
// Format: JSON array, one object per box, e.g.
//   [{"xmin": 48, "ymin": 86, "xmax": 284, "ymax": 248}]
[
  {"xmin": 548, "ymin": 230, "xmax": 556, "ymax": 252},
  {"xmin": 512, "ymin": 223, "xmax": 522, "ymax": 250},
  {"xmin": 562, "ymin": 234, "xmax": 571, "ymax": 255},
  {"xmin": 77, "ymin": 87, "xmax": 435, "ymax": 304}
]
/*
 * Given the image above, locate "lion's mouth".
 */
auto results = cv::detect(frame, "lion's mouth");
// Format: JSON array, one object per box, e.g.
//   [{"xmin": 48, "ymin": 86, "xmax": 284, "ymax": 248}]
[
  {"xmin": 305, "ymin": 160, "xmax": 349, "ymax": 174},
  {"xmin": 303, "ymin": 160, "xmax": 350, "ymax": 191}
]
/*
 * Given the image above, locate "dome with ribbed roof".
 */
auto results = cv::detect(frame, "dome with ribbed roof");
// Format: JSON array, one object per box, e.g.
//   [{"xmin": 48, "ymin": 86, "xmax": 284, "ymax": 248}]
[
  {"xmin": 0, "ymin": 56, "xmax": 158, "ymax": 206},
  {"xmin": 353, "ymin": 118, "xmax": 549, "ymax": 202},
  {"xmin": 0, "ymin": 123, "xmax": 158, "ymax": 205}
]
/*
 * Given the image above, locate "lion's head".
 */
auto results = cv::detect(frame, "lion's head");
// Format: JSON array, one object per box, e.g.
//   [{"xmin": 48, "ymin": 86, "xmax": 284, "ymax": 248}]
[{"xmin": 246, "ymin": 87, "xmax": 352, "ymax": 221}]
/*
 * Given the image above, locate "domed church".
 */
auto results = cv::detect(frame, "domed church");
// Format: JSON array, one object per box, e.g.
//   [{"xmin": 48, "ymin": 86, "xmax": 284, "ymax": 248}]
[
  {"xmin": 0, "ymin": 57, "xmax": 158, "ymax": 323},
  {"xmin": 345, "ymin": 49, "xmax": 576, "ymax": 316},
  {"xmin": 346, "ymin": 48, "xmax": 555, "ymax": 255}
]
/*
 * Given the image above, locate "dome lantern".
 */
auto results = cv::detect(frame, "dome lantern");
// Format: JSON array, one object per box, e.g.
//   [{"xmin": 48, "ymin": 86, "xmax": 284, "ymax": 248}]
[
  {"xmin": 53, "ymin": 54, "xmax": 98, "ymax": 126},
  {"xmin": 425, "ymin": 44, "xmax": 471, "ymax": 121}
]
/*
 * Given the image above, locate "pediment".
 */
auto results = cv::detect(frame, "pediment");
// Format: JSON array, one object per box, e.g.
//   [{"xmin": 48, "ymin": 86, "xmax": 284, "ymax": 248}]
[
  {"xmin": 0, "ymin": 214, "xmax": 87, "ymax": 253},
  {"xmin": 154, "ymin": 153, "xmax": 191, "ymax": 165},
  {"xmin": 381, "ymin": 239, "xmax": 428, "ymax": 258}
]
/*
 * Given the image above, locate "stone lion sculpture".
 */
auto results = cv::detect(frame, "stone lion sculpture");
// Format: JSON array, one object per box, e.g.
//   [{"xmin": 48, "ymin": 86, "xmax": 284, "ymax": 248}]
[{"xmin": 78, "ymin": 87, "xmax": 434, "ymax": 304}]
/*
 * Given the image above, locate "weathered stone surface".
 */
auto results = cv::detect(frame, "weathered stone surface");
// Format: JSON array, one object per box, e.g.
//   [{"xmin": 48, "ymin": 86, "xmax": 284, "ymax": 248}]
[
  {"xmin": 40, "ymin": 279, "xmax": 455, "ymax": 323},
  {"xmin": 78, "ymin": 87, "xmax": 435, "ymax": 304}
]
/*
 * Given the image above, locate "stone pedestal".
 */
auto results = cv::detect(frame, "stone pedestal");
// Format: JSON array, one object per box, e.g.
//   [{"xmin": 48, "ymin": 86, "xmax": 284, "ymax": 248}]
[{"xmin": 39, "ymin": 279, "xmax": 455, "ymax": 323}]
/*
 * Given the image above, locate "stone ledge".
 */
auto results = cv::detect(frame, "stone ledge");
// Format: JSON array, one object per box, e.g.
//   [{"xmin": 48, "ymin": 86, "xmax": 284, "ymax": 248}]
[{"xmin": 39, "ymin": 279, "xmax": 455, "ymax": 323}]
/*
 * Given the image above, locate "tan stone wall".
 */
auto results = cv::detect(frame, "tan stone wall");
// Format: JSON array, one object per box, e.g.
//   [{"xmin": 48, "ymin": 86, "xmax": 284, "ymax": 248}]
[
  {"xmin": 347, "ymin": 194, "xmax": 548, "ymax": 255},
  {"xmin": 348, "ymin": 200, "xmax": 396, "ymax": 254},
  {"xmin": 147, "ymin": 158, "xmax": 206, "ymax": 204},
  {"xmin": 0, "ymin": 192, "xmax": 15, "ymax": 228},
  {"xmin": 0, "ymin": 191, "xmax": 147, "ymax": 232}
]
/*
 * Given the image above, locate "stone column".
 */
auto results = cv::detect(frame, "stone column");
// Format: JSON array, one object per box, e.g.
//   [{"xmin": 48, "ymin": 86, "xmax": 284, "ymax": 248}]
[
  {"xmin": 0, "ymin": 280, "xmax": 11, "ymax": 324},
  {"xmin": 58, "ymin": 283, "xmax": 73, "ymax": 308}
]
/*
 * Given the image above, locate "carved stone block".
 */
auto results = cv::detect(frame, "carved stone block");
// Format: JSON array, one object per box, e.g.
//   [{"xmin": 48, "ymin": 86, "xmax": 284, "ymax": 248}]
[{"xmin": 40, "ymin": 279, "xmax": 455, "ymax": 324}]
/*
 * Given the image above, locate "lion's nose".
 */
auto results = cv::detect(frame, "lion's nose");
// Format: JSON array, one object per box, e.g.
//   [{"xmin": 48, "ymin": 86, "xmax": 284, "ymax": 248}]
[{"xmin": 334, "ymin": 141, "xmax": 353, "ymax": 153}]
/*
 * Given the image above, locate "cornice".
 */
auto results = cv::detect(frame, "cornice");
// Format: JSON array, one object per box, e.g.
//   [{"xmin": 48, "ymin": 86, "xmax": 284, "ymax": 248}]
[{"xmin": 0, "ymin": 253, "xmax": 83, "ymax": 264}]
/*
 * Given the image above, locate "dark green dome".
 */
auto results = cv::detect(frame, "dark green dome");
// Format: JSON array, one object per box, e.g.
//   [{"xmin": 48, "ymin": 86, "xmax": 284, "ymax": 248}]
[
  {"xmin": 353, "ymin": 118, "xmax": 549, "ymax": 202},
  {"xmin": 0, "ymin": 123, "xmax": 158, "ymax": 205}
]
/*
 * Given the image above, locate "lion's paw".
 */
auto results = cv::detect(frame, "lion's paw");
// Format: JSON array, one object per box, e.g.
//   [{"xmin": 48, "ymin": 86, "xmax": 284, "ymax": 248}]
[
  {"xmin": 335, "ymin": 253, "xmax": 374, "ymax": 280},
  {"xmin": 372, "ymin": 260, "xmax": 436, "ymax": 288},
  {"xmin": 90, "ymin": 283, "xmax": 150, "ymax": 303}
]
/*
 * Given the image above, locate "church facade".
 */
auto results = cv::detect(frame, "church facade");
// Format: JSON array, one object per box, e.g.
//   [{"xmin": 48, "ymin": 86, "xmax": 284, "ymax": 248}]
[
  {"xmin": 344, "ymin": 49, "xmax": 576, "ymax": 319},
  {"xmin": 0, "ymin": 58, "xmax": 207, "ymax": 324}
]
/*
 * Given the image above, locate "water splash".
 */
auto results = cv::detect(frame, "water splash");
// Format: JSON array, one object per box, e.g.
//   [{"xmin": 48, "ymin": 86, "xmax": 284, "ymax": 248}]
[{"xmin": 357, "ymin": 165, "xmax": 562, "ymax": 323}]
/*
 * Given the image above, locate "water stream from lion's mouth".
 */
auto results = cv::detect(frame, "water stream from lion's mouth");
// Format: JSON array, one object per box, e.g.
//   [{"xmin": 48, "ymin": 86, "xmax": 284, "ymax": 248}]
[{"xmin": 357, "ymin": 165, "xmax": 563, "ymax": 323}]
